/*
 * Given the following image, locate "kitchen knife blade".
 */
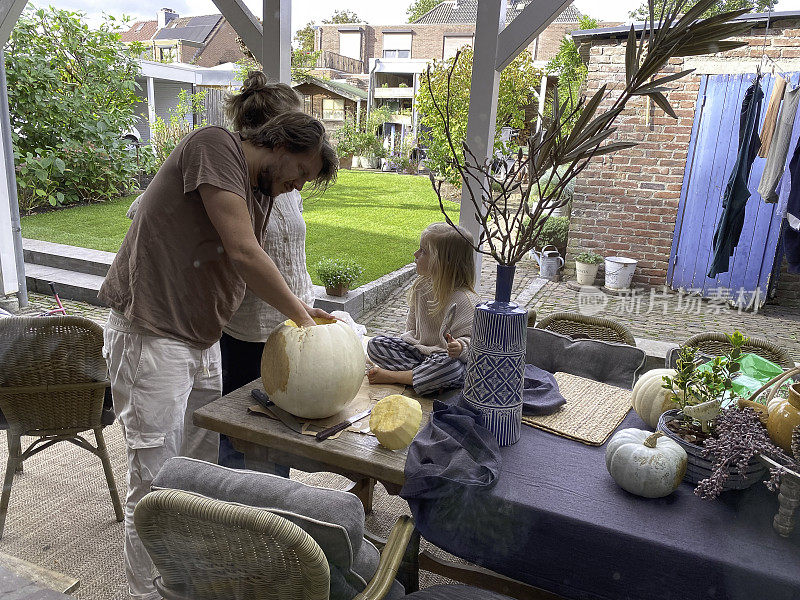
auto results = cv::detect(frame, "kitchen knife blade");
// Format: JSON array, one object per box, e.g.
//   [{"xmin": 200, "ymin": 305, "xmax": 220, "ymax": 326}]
[
  {"xmin": 315, "ymin": 408, "xmax": 372, "ymax": 442},
  {"xmin": 250, "ymin": 389, "xmax": 304, "ymax": 434}
]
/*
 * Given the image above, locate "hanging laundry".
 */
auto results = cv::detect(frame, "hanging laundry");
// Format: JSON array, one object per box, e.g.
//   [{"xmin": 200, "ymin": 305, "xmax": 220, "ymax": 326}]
[
  {"xmin": 708, "ymin": 78, "xmax": 764, "ymax": 278},
  {"xmin": 758, "ymin": 75, "xmax": 787, "ymax": 158},
  {"xmin": 758, "ymin": 85, "xmax": 800, "ymax": 203},
  {"xmin": 784, "ymin": 134, "xmax": 800, "ymax": 273}
]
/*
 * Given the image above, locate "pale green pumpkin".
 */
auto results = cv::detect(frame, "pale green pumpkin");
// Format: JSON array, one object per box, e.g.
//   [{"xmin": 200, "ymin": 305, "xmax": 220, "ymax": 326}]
[{"xmin": 605, "ymin": 429, "xmax": 687, "ymax": 498}]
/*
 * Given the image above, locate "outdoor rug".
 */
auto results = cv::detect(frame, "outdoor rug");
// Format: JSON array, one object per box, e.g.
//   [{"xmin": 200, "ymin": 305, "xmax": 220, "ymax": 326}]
[
  {"xmin": 0, "ymin": 422, "xmax": 456, "ymax": 599},
  {"xmin": 522, "ymin": 372, "xmax": 632, "ymax": 445}
]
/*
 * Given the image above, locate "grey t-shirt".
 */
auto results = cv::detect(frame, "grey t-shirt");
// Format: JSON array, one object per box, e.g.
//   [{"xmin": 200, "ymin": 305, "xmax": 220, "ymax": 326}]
[{"xmin": 99, "ymin": 126, "xmax": 270, "ymax": 348}]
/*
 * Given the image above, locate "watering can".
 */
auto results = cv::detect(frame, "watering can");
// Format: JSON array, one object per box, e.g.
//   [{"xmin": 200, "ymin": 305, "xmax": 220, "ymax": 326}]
[{"xmin": 533, "ymin": 245, "xmax": 564, "ymax": 281}]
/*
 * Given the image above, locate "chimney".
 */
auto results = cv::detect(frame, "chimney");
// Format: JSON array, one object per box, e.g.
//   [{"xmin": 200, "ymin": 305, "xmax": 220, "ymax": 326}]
[{"xmin": 158, "ymin": 8, "xmax": 178, "ymax": 28}]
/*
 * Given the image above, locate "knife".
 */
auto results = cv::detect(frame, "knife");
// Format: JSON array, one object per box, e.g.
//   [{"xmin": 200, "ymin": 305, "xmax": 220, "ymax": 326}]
[
  {"xmin": 315, "ymin": 408, "xmax": 372, "ymax": 442},
  {"xmin": 250, "ymin": 389, "xmax": 304, "ymax": 434}
]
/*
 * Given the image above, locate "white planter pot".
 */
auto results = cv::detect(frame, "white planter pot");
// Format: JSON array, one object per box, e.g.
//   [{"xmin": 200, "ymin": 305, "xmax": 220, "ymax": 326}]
[{"xmin": 575, "ymin": 261, "xmax": 599, "ymax": 286}]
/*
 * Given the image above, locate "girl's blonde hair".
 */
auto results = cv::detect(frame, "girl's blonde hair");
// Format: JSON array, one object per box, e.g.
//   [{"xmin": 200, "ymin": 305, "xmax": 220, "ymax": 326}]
[{"xmin": 414, "ymin": 222, "xmax": 475, "ymax": 314}]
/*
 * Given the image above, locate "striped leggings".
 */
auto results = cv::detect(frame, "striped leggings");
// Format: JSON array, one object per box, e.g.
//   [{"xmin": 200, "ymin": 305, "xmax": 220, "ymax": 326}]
[{"xmin": 367, "ymin": 335, "xmax": 466, "ymax": 396}]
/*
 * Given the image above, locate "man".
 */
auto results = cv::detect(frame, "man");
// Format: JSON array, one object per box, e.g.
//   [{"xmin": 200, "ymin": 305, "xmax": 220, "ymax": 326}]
[{"xmin": 99, "ymin": 111, "xmax": 337, "ymax": 600}]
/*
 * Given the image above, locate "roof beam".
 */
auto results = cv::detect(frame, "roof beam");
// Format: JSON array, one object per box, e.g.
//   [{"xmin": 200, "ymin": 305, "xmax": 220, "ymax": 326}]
[
  {"xmin": 0, "ymin": 0, "xmax": 27, "ymax": 46},
  {"xmin": 495, "ymin": 0, "xmax": 573, "ymax": 71},
  {"xmin": 211, "ymin": 0, "xmax": 263, "ymax": 62}
]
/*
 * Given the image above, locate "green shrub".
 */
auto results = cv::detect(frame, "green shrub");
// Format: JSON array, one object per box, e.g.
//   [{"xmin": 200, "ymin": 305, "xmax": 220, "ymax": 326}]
[
  {"xmin": 147, "ymin": 89, "xmax": 207, "ymax": 173},
  {"xmin": 315, "ymin": 257, "xmax": 364, "ymax": 289},
  {"xmin": 7, "ymin": 7, "xmax": 142, "ymax": 210},
  {"xmin": 574, "ymin": 251, "xmax": 603, "ymax": 265},
  {"xmin": 537, "ymin": 216, "xmax": 569, "ymax": 249}
]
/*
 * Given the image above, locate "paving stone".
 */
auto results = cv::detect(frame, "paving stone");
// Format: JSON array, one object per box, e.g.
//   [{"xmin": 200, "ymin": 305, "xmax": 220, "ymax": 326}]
[{"xmin": 12, "ymin": 250, "xmax": 799, "ymax": 365}]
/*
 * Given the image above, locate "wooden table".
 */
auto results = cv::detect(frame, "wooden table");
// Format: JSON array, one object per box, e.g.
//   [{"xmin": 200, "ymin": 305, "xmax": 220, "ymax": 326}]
[
  {"xmin": 193, "ymin": 379, "xmax": 415, "ymax": 508},
  {"xmin": 193, "ymin": 380, "xmax": 542, "ymax": 599}
]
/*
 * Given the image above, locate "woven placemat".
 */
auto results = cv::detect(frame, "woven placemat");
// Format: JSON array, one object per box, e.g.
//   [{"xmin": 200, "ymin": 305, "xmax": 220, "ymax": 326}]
[{"xmin": 522, "ymin": 372, "xmax": 631, "ymax": 446}]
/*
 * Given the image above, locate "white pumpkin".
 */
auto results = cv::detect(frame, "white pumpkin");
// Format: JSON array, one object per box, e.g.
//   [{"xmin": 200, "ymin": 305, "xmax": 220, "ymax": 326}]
[
  {"xmin": 631, "ymin": 368, "xmax": 678, "ymax": 428},
  {"xmin": 261, "ymin": 318, "xmax": 365, "ymax": 419},
  {"xmin": 370, "ymin": 394, "xmax": 423, "ymax": 450},
  {"xmin": 605, "ymin": 428, "xmax": 687, "ymax": 498}
]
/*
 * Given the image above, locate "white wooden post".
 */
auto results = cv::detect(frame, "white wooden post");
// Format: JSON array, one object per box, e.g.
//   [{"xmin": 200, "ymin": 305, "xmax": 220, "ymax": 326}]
[
  {"xmin": 146, "ymin": 76, "xmax": 157, "ymax": 131},
  {"xmin": 0, "ymin": 48, "xmax": 25, "ymax": 304},
  {"xmin": 262, "ymin": 0, "xmax": 291, "ymax": 84},
  {"xmin": 356, "ymin": 99, "xmax": 361, "ymax": 127},
  {"xmin": 536, "ymin": 75, "xmax": 548, "ymax": 133},
  {"xmin": 459, "ymin": 0, "xmax": 506, "ymax": 277}
]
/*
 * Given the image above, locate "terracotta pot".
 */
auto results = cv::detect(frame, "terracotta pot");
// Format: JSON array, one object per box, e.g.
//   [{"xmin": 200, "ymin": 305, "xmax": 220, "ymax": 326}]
[{"xmin": 325, "ymin": 284, "xmax": 349, "ymax": 297}]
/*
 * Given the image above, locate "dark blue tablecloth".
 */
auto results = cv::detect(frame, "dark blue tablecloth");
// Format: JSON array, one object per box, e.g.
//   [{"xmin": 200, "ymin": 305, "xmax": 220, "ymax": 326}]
[{"xmin": 408, "ymin": 395, "xmax": 800, "ymax": 600}]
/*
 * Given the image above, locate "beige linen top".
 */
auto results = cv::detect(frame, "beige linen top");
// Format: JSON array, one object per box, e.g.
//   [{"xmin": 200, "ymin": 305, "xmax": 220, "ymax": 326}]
[
  {"xmin": 400, "ymin": 277, "xmax": 477, "ymax": 363},
  {"xmin": 223, "ymin": 190, "xmax": 315, "ymax": 342},
  {"xmin": 99, "ymin": 126, "xmax": 271, "ymax": 348}
]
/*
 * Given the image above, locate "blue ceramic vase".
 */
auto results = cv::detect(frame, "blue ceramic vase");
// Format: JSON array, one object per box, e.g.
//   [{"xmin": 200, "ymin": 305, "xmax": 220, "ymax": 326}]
[{"xmin": 462, "ymin": 264, "xmax": 527, "ymax": 446}]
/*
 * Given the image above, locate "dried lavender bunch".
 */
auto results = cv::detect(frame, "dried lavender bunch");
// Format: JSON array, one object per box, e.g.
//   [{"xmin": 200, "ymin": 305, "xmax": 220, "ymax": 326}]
[
  {"xmin": 793, "ymin": 424, "xmax": 800, "ymax": 462},
  {"xmin": 695, "ymin": 407, "xmax": 793, "ymax": 500}
]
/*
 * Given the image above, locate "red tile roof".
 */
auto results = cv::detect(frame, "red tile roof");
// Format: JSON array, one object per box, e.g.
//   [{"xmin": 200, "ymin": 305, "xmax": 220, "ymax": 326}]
[{"xmin": 120, "ymin": 20, "xmax": 158, "ymax": 42}]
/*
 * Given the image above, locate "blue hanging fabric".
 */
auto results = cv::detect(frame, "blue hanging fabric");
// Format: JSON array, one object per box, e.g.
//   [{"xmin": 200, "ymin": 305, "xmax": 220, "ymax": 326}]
[
  {"xmin": 708, "ymin": 77, "xmax": 765, "ymax": 278},
  {"xmin": 783, "ymin": 124, "xmax": 800, "ymax": 273}
]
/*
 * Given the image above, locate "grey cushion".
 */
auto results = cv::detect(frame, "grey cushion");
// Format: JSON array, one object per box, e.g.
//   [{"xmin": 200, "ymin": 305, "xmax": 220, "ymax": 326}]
[
  {"xmin": 406, "ymin": 584, "xmax": 514, "ymax": 599},
  {"xmin": 526, "ymin": 328, "xmax": 646, "ymax": 390},
  {"xmin": 152, "ymin": 457, "xmax": 406, "ymax": 599}
]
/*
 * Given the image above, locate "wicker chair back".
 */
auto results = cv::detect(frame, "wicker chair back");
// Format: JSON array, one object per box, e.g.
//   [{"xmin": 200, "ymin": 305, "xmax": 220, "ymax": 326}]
[{"xmin": 535, "ymin": 311, "xmax": 636, "ymax": 346}]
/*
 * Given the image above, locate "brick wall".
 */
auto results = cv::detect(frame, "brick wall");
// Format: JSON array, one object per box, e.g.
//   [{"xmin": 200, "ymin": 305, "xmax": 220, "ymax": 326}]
[
  {"xmin": 316, "ymin": 21, "xmax": 574, "ymax": 70},
  {"xmin": 197, "ymin": 20, "xmax": 246, "ymax": 67},
  {"xmin": 568, "ymin": 18, "xmax": 800, "ymax": 300}
]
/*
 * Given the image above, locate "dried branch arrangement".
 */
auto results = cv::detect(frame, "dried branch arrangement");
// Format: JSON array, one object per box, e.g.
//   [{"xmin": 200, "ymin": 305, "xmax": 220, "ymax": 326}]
[{"xmin": 427, "ymin": 0, "xmax": 752, "ymax": 266}]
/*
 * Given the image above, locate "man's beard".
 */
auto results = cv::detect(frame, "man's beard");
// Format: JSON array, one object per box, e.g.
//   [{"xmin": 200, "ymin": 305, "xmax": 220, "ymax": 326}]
[{"xmin": 256, "ymin": 167, "xmax": 275, "ymax": 198}]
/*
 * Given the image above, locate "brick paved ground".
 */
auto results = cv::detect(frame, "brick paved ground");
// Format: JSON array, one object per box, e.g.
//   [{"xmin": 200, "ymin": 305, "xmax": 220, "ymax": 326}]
[{"xmin": 15, "ymin": 249, "xmax": 800, "ymax": 363}]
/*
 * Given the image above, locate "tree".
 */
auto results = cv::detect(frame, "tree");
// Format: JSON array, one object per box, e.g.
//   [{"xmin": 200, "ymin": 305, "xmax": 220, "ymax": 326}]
[
  {"xmin": 323, "ymin": 10, "xmax": 362, "ymax": 24},
  {"xmin": 545, "ymin": 15, "xmax": 598, "ymax": 133},
  {"xmin": 294, "ymin": 21, "xmax": 315, "ymax": 51},
  {"xmin": 630, "ymin": 0, "xmax": 774, "ymax": 19},
  {"xmin": 407, "ymin": 0, "xmax": 440, "ymax": 22},
  {"xmin": 416, "ymin": 48, "xmax": 543, "ymax": 185},
  {"xmin": 5, "ymin": 6, "xmax": 142, "ymax": 209}
]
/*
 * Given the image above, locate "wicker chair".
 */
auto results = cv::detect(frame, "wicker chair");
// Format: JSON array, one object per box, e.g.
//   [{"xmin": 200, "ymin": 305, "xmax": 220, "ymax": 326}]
[
  {"xmin": 535, "ymin": 311, "xmax": 636, "ymax": 346},
  {"xmin": 134, "ymin": 488, "xmax": 415, "ymax": 600},
  {"xmin": 0, "ymin": 316, "xmax": 123, "ymax": 539},
  {"xmin": 669, "ymin": 332, "xmax": 795, "ymax": 369}
]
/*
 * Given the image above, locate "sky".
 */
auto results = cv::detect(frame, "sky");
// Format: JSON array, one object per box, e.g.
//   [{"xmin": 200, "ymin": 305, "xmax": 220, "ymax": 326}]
[{"xmin": 52, "ymin": 0, "xmax": 797, "ymax": 35}]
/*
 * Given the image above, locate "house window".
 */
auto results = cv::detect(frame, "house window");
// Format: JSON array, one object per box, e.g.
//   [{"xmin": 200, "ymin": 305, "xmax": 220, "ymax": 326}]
[
  {"xmin": 383, "ymin": 32, "xmax": 412, "ymax": 59},
  {"xmin": 303, "ymin": 95, "xmax": 312, "ymax": 116},
  {"xmin": 323, "ymin": 98, "xmax": 345, "ymax": 121},
  {"xmin": 159, "ymin": 46, "xmax": 177, "ymax": 63},
  {"xmin": 443, "ymin": 35, "xmax": 473, "ymax": 60},
  {"xmin": 338, "ymin": 31, "xmax": 362, "ymax": 60}
]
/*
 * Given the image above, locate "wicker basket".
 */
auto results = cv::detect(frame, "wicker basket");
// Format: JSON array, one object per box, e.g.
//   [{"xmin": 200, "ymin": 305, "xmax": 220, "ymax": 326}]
[{"xmin": 657, "ymin": 409, "xmax": 766, "ymax": 490}]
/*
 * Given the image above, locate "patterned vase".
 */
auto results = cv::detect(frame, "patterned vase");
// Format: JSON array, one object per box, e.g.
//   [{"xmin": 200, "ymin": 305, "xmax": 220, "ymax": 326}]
[{"xmin": 462, "ymin": 264, "xmax": 527, "ymax": 446}]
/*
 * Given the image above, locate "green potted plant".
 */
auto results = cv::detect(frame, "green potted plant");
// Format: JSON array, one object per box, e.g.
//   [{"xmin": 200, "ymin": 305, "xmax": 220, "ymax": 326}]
[
  {"xmin": 658, "ymin": 332, "xmax": 766, "ymax": 490},
  {"xmin": 316, "ymin": 258, "xmax": 364, "ymax": 297},
  {"xmin": 574, "ymin": 251, "xmax": 603, "ymax": 286}
]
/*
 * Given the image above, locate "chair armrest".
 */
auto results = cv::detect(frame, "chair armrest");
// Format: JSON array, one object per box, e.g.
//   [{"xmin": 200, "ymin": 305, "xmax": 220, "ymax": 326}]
[{"xmin": 354, "ymin": 515, "xmax": 415, "ymax": 600}]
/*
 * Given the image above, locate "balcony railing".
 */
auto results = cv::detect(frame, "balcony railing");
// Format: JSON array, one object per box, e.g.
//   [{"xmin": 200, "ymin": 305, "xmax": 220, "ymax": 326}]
[{"xmin": 315, "ymin": 51, "xmax": 363, "ymax": 74}]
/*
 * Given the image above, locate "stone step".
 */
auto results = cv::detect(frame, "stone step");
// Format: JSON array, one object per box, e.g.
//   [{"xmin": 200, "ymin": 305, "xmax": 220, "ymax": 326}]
[
  {"xmin": 22, "ymin": 238, "xmax": 115, "ymax": 278},
  {"xmin": 24, "ymin": 263, "xmax": 106, "ymax": 306}
]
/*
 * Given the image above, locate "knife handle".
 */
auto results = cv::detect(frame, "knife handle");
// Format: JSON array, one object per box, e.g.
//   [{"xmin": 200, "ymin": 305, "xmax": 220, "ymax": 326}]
[
  {"xmin": 316, "ymin": 420, "xmax": 351, "ymax": 442},
  {"xmin": 251, "ymin": 389, "xmax": 273, "ymax": 408}
]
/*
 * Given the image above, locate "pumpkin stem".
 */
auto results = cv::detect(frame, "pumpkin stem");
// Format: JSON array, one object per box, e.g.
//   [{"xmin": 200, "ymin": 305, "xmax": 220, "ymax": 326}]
[{"xmin": 643, "ymin": 431, "xmax": 664, "ymax": 448}]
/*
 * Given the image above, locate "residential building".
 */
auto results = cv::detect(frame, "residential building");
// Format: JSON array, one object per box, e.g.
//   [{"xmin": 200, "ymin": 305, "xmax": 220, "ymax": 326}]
[
  {"xmin": 120, "ymin": 8, "xmax": 247, "ymax": 67},
  {"xmin": 293, "ymin": 77, "xmax": 368, "ymax": 135},
  {"xmin": 311, "ymin": 1, "xmax": 583, "ymax": 154}
]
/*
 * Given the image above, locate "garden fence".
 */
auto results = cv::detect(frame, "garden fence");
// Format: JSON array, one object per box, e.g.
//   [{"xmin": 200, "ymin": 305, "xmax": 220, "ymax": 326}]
[{"xmin": 202, "ymin": 88, "xmax": 229, "ymax": 128}]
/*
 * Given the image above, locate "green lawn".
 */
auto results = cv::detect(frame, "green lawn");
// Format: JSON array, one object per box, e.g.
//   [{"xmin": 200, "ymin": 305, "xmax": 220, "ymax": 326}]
[{"xmin": 20, "ymin": 170, "xmax": 459, "ymax": 287}]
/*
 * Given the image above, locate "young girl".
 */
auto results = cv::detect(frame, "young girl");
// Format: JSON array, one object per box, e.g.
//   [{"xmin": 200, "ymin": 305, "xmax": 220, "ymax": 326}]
[{"xmin": 367, "ymin": 222, "xmax": 477, "ymax": 395}]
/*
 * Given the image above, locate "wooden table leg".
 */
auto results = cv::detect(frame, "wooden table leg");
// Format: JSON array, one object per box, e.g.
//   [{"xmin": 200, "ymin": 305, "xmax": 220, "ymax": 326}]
[{"xmin": 346, "ymin": 477, "xmax": 375, "ymax": 514}]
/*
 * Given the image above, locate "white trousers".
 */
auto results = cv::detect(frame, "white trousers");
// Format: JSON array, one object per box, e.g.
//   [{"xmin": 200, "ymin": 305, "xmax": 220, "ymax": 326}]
[{"xmin": 103, "ymin": 311, "xmax": 221, "ymax": 600}]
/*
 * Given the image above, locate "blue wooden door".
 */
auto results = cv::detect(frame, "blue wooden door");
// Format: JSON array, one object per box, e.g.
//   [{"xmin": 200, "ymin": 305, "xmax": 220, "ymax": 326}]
[{"xmin": 668, "ymin": 72, "xmax": 800, "ymax": 309}]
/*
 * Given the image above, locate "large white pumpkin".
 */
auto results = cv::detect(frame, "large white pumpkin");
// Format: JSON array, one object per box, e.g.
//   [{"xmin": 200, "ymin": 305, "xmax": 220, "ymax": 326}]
[
  {"xmin": 605, "ymin": 429, "xmax": 687, "ymax": 498},
  {"xmin": 631, "ymin": 368, "xmax": 678, "ymax": 428},
  {"xmin": 261, "ymin": 318, "xmax": 365, "ymax": 419}
]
